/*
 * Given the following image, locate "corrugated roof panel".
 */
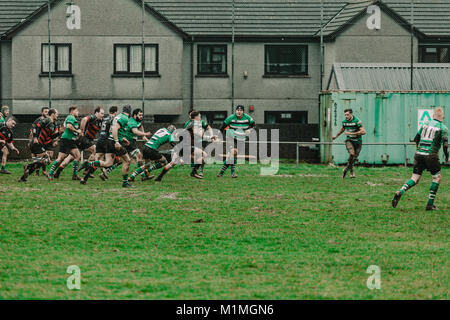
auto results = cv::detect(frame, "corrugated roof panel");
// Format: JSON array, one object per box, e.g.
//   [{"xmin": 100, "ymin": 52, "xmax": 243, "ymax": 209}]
[{"xmin": 333, "ymin": 63, "xmax": 450, "ymax": 91}]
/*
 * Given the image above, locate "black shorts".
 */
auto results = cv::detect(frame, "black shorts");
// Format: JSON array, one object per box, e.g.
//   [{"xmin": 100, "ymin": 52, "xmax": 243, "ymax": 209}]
[
  {"xmin": 143, "ymin": 146, "xmax": 164, "ymax": 161},
  {"xmin": 345, "ymin": 140, "xmax": 362, "ymax": 157},
  {"xmin": 96, "ymin": 138, "xmax": 109, "ymax": 154},
  {"xmin": 59, "ymin": 138, "xmax": 78, "ymax": 154},
  {"xmin": 43, "ymin": 143, "xmax": 55, "ymax": 151},
  {"xmin": 30, "ymin": 142, "xmax": 46, "ymax": 154},
  {"xmin": 125, "ymin": 140, "xmax": 139, "ymax": 156},
  {"xmin": 105, "ymin": 140, "xmax": 128, "ymax": 157},
  {"xmin": 413, "ymin": 153, "xmax": 441, "ymax": 176},
  {"xmin": 76, "ymin": 136, "xmax": 94, "ymax": 151}
]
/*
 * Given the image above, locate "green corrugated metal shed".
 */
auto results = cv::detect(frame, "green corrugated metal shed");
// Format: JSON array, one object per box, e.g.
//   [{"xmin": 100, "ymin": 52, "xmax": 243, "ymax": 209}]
[{"xmin": 320, "ymin": 91, "xmax": 450, "ymax": 165}]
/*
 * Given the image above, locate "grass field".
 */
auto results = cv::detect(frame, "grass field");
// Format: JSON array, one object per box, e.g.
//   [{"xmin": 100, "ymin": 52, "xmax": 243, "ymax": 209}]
[{"xmin": 0, "ymin": 162, "xmax": 448, "ymax": 299}]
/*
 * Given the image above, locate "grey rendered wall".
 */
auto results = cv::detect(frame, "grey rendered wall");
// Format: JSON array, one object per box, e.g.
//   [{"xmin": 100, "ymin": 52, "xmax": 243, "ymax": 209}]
[
  {"xmin": 333, "ymin": 9, "xmax": 418, "ymax": 63},
  {"xmin": 323, "ymin": 8, "xmax": 419, "ymax": 89},
  {"xmin": 192, "ymin": 42, "xmax": 321, "ymax": 124},
  {"xmin": 11, "ymin": 0, "xmax": 184, "ymax": 115},
  {"xmin": 0, "ymin": 40, "xmax": 12, "ymax": 109}
]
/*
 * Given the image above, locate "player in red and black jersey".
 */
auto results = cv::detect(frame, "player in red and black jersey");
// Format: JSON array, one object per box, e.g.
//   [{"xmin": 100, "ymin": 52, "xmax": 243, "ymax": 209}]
[
  {"xmin": 29, "ymin": 107, "xmax": 52, "ymax": 175},
  {"xmin": 0, "ymin": 117, "xmax": 20, "ymax": 174},
  {"xmin": 54, "ymin": 107, "xmax": 104, "ymax": 179},
  {"xmin": 20, "ymin": 109, "xmax": 59, "ymax": 182}
]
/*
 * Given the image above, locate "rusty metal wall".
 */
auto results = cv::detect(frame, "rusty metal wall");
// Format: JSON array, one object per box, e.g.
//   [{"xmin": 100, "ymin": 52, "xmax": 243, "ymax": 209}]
[{"xmin": 320, "ymin": 91, "xmax": 450, "ymax": 164}]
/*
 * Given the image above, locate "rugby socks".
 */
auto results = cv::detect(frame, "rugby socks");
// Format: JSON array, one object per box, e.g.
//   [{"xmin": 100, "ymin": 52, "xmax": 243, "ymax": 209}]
[
  {"xmin": 219, "ymin": 163, "xmax": 230, "ymax": 175},
  {"xmin": 1, "ymin": 165, "xmax": 5, "ymax": 171},
  {"xmin": 230, "ymin": 164, "xmax": 236, "ymax": 175},
  {"xmin": 148, "ymin": 162, "xmax": 163, "ymax": 173},
  {"xmin": 400, "ymin": 179, "xmax": 416, "ymax": 196},
  {"xmin": 122, "ymin": 174, "xmax": 129, "ymax": 186},
  {"xmin": 155, "ymin": 168, "xmax": 169, "ymax": 181},
  {"xmin": 130, "ymin": 167, "xmax": 144, "ymax": 179},
  {"xmin": 427, "ymin": 182, "xmax": 439, "ymax": 207},
  {"xmin": 72, "ymin": 161, "xmax": 79, "ymax": 176},
  {"xmin": 49, "ymin": 161, "xmax": 60, "ymax": 175}
]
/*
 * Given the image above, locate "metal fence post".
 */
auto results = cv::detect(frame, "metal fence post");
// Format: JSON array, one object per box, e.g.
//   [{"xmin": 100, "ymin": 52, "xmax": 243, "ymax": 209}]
[
  {"xmin": 296, "ymin": 143, "xmax": 299, "ymax": 168},
  {"xmin": 404, "ymin": 143, "xmax": 408, "ymax": 167}
]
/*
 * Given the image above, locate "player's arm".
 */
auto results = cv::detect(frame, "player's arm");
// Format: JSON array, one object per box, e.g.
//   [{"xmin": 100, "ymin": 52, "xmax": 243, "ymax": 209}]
[
  {"xmin": 332, "ymin": 127, "xmax": 345, "ymax": 140},
  {"xmin": 245, "ymin": 118, "xmax": 256, "ymax": 135},
  {"xmin": 32, "ymin": 121, "xmax": 42, "ymax": 143},
  {"xmin": 352, "ymin": 125, "xmax": 366, "ymax": 136},
  {"xmin": 132, "ymin": 127, "xmax": 151, "ymax": 138},
  {"xmin": 220, "ymin": 116, "xmax": 232, "ymax": 134},
  {"xmin": 111, "ymin": 121, "xmax": 122, "ymax": 149},
  {"xmin": 7, "ymin": 141, "xmax": 19, "ymax": 154},
  {"xmin": 66, "ymin": 122, "xmax": 81, "ymax": 135},
  {"xmin": 413, "ymin": 127, "xmax": 423, "ymax": 147},
  {"xmin": 79, "ymin": 116, "xmax": 89, "ymax": 136}
]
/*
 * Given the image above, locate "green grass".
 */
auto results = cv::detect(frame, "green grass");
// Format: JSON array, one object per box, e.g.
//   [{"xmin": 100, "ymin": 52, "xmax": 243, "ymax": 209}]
[{"xmin": 0, "ymin": 162, "xmax": 448, "ymax": 299}]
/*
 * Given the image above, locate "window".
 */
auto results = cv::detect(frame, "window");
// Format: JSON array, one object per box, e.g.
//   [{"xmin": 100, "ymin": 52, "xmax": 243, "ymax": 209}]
[
  {"xmin": 265, "ymin": 45, "xmax": 308, "ymax": 75},
  {"xmin": 419, "ymin": 46, "xmax": 450, "ymax": 63},
  {"xmin": 200, "ymin": 111, "xmax": 228, "ymax": 125},
  {"xmin": 114, "ymin": 44, "xmax": 158, "ymax": 75},
  {"xmin": 265, "ymin": 111, "xmax": 308, "ymax": 124},
  {"xmin": 154, "ymin": 115, "xmax": 178, "ymax": 123},
  {"xmin": 41, "ymin": 44, "xmax": 71, "ymax": 74},
  {"xmin": 198, "ymin": 45, "xmax": 227, "ymax": 75}
]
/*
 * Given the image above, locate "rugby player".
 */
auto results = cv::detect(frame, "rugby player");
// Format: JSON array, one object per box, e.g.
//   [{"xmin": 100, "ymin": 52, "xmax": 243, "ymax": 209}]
[
  {"xmin": 91, "ymin": 106, "xmax": 119, "ymax": 181},
  {"xmin": 392, "ymin": 107, "xmax": 449, "ymax": 211},
  {"xmin": 128, "ymin": 125, "xmax": 180, "ymax": 182},
  {"xmin": 332, "ymin": 109, "xmax": 366, "ymax": 178},
  {"xmin": 217, "ymin": 105, "xmax": 255, "ymax": 178},
  {"xmin": 20, "ymin": 109, "xmax": 59, "ymax": 182},
  {"xmin": 48, "ymin": 106, "xmax": 82, "ymax": 180},
  {"xmin": 0, "ymin": 117, "xmax": 20, "ymax": 174},
  {"xmin": 29, "ymin": 107, "xmax": 50, "ymax": 175},
  {"xmin": 82, "ymin": 105, "xmax": 133, "ymax": 187},
  {"xmin": 55, "ymin": 107, "xmax": 104, "ymax": 179},
  {"xmin": 184, "ymin": 110, "xmax": 215, "ymax": 178},
  {"xmin": 0, "ymin": 106, "xmax": 12, "ymax": 174}
]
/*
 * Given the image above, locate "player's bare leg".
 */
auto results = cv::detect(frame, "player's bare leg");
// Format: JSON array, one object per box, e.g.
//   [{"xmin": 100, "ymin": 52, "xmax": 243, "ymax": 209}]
[{"xmin": 0, "ymin": 146, "xmax": 10, "ymax": 174}]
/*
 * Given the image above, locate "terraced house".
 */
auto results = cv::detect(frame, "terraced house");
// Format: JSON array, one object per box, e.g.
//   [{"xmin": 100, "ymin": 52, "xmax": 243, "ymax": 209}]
[{"xmin": 0, "ymin": 0, "xmax": 450, "ymax": 125}]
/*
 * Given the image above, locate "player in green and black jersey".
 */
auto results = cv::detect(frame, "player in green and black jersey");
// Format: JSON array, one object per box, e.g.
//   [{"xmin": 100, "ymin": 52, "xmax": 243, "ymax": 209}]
[
  {"xmin": 82, "ymin": 105, "xmax": 134, "ymax": 187},
  {"xmin": 92, "ymin": 106, "xmax": 119, "ymax": 181},
  {"xmin": 55, "ymin": 107, "xmax": 105, "ymax": 179},
  {"xmin": 392, "ymin": 108, "xmax": 449, "ymax": 211},
  {"xmin": 48, "ymin": 106, "xmax": 82, "ymax": 180},
  {"xmin": 184, "ymin": 110, "xmax": 215, "ymax": 179},
  {"xmin": 217, "ymin": 105, "xmax": 256, "ymax": 178},
  {"xmin": 0, "ymin": 116, "xmax": 19, "ymax": 174},
  {"xmin": 20, "ymin": 109, "xmax": 59, "ymax": 182},
  {"xmin": 332, "ymin": 108, "xmax": 366, "ymax": 179},
  {"xmin": 128, "ymin": 125, "xmax": 182, "ymax": 182}
]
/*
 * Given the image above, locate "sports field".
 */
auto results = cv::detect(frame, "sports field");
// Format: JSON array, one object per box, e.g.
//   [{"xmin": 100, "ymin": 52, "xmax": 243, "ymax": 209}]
[{"xmin": 0, "ymin": 162, "xmax": 448, "ymax": 299}]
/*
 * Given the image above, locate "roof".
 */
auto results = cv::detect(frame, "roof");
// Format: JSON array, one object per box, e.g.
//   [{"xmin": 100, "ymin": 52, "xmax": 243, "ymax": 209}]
[
  {"xmin": 330, "ymin": 63, "xmax": 450, "ymax": 91},
  {"xmin": 1, "ymin": 0, "xmax": 450, "ymax": 39},
  {"xmin": 0, "ymin": 0, "xmax": 46, "ymax": 37}
]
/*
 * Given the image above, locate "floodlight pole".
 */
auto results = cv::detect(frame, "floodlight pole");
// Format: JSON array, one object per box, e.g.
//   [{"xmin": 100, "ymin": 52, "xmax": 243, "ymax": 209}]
[
  {"xmin": 47, "ymin": 0, "xmax": 52, "ymax": 108},
  {"xmin": 320, "ymin": 0, "xmax": 324, "ymax": 91},
  {"xmin": 231, "ymin": 0, "xmax": 235, "ymax": 114},
  {"xmin": 141, "ymin": 0, "xmax": 145, "ymax": 125},
  {"xmin": 410, "ymin": 0, "xmax": 414, "ymax": 90}
]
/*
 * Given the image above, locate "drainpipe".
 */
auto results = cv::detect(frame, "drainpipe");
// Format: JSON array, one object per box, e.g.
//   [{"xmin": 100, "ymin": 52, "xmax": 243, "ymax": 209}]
[
  {"xmin": 141, "ymin": 0, "xmax": 145, "ymax": 125},
  {"xmin": 320, "ymin": 0, "xmax": 324, "ymax": 92},
  {"xmin": 190, "ymin": 36, "xmax": 194, "ymax": 112},
  {"xmin": 47, "ymin": 0, "xmax": 52, "ymax": 108}
]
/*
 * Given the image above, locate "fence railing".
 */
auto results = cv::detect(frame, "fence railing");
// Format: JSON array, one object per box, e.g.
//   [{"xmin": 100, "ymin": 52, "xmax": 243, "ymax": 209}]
[{"xmin": 11, "ymin": 138, "xmax": 420, "ymax": 167}]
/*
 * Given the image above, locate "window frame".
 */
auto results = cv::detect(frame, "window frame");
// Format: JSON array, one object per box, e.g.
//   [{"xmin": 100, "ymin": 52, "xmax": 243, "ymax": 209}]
[
  {"xmin": 113, "ymin": 43, "xmax": 159, "ymax": 76},
  {"xmin": 264, "ymin": 44, "xmax": 308, "ymax": 76},
  {"xmin": 197, "ymin": 44, "xmax": 228, "ymax": 76},
  {"xmin": 40, "ymin": 43, "xmax": 72, "ymax": 75},
  {"xmin": 419, "ymin": 45, "xmax": 450, "ymax": 63}
]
